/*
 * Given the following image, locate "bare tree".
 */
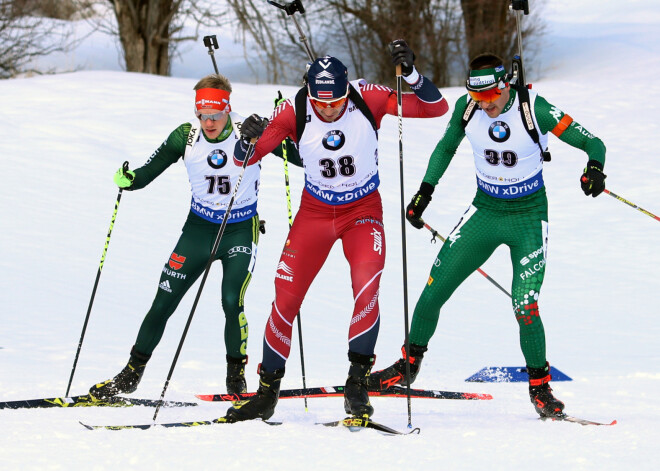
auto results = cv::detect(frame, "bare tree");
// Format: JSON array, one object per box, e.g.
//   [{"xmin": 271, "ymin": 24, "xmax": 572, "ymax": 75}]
[
  {"xmin": 323, "ymin": 0, "xmax": 465, "ymax": 86},
  {"xmin": 459, "ymin": 0, "xmax": 546, "ymax": 72},
  {"xmin": 84, "ymin": 1, "xmax": 234, "ymax": 75},
  {"xmin": 225, "ymin": 0, "xmax": 289, "ymax": 83},
  {"xmin": 225, "ymin": 0, "xmax": 545, "ymax": 87},
  {"xmin": 0, "ymin": 0, "xmax": 73, "ymax": 78}
]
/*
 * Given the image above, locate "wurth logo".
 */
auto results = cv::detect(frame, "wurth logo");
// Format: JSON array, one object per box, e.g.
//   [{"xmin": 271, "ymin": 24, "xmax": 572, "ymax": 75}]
[
  {"xmin": 276, "ymin": 261, "xmax": 294, "ymax": 282},
  {"xmin": 169, "ymin": 252, "xmax": 186, "ymax": 270}
]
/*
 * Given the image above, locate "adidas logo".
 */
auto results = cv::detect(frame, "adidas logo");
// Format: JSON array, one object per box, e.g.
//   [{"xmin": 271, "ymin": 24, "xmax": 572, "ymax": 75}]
[{"xmin": 159, "ymin": 280, "xmax": 172, "ymax": 292}]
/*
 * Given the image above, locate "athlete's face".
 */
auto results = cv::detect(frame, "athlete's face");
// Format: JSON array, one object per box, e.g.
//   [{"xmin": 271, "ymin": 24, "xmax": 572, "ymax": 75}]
[
  {"xmin": 310, "ymin": 96, "xmax": 347, "ymax": 122},
  {"xmin": 197, "ymin": 109, "xmax": 229, "ymax": 139},
  {"xmin": 476, "ymin": 85, "xmax": 510, "ymax": 118}
]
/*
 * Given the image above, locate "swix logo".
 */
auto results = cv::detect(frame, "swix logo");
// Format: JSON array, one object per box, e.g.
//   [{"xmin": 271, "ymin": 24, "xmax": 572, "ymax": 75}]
[
  {"xmin": 276, "ymin": 261, "xmax": 294, "ymax": 282},
  {"xmin": 169, "ymin": 253, "xmax": 186, "ymax": 270},
  {"xmin": 371, "ymin": 228, "xmax": 382, "ymax": 255},
  {"xmin": 159, "ymin": 280, "xmax": 172, "ymax": 293}
]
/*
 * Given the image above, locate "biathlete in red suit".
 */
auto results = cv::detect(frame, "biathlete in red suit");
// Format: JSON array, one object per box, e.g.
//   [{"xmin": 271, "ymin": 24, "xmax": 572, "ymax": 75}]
[{"xmin": 226, "ymin": 40, "xmax": 448, "ymax": 422}]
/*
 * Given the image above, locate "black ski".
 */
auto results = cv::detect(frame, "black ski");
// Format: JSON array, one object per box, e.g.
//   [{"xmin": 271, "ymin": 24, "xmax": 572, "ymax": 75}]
[
  {"xmin": 196, "ymin": 385, "xmax": 492, "ymax": 402},
  {"xmin": 319, "ymin": 416, "xmax": 420, "ymax": 435},
  {"xmin": 80, "ymin": 417, "xmax": 282, "ymax": 430},
  {"xmin": 540, "ymin": 414, "xmax": 617, "ymax": 427},
  {"xmin": 0, "ymin": 394, "xmax": 197, "ymax": 410}
]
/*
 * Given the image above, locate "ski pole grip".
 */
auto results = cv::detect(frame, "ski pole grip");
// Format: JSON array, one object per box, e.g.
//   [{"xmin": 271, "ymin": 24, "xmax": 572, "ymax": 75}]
[
  {"xmin": 122, "ymin": 161, "xmax": 130, "ymax": 174},
  {"xmin": 396, "ymin": 64, "xmax": 402, "ymax": 77}
]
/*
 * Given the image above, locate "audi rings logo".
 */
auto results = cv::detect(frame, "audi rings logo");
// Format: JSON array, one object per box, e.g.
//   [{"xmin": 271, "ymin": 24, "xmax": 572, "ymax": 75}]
[
  {"xmin": 488, "ymin": 121, "xmax": 510, "ymax": 143},
  {"xmin": 207, "ymin": 149, "xmax": 228, "ymax": 169},
  {"xmin": 322, "ymin": 130, "xmax": 345, "ymax": 151},
  {"xmin": 228, "ymin": 245, "xmax": 252, "ymax": 255}
]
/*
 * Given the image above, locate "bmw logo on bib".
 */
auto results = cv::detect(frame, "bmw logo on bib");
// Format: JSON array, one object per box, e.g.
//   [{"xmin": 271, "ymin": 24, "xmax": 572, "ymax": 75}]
[
  {"xmin": 489, "ymin": 121, "xmax": 510, "ymax": 143},
  {"xmin": 207, "ymin": 149, "xmax": 228, "ymax": 169},
  {"xmin": 322, "ymin": 130, "xmax": 345, "ymax": 151}
]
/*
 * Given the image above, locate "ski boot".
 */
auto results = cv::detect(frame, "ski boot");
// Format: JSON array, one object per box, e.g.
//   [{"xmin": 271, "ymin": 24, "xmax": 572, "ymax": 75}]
[
  {"xmin": 528, "ymin": 362, "xmax": 565, "ymax": 418},
  {"xmin": 344, "ymin": 352, "xmax": 375, "ymax": 418},
  {"xmin": 366, "ymin": 344, "xmax": 427, "ymax": 391},
  {"xmin": 89, "ymin": 346, "xmax": 151, "ymax": 400},
  {"xmin": 226, "ymin": 355, "xmax": 248, "ymax": 395},
  {"xmin": 225, "ymin": 366, "xmax": 284, "ymax": 422}
]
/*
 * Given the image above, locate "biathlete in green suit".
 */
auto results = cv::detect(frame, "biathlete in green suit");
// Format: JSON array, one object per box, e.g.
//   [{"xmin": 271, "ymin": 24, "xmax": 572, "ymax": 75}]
[
  {"xmin": 368, "ymin": 53, "xmax": 607, "ymax": 418},
  {"xmin": 89, "ymin": 74, "xmax": 300, "ymax": 400}
]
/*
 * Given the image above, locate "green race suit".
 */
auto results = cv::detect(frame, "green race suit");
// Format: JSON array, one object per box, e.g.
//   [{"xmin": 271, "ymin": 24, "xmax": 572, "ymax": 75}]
[
  {"xmin": 410, "ymin": 89, "xmax": 606, "ymax": 368},
  {"xmin": 128, "ymin": 118, "xmax": 300, "ymax": 360}
]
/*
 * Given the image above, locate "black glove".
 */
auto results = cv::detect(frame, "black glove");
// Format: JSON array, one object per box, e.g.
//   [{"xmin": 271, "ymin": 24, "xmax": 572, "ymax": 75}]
[
  {"xmin": 389, "ymin": 39, "xmax": 415, "ymax": 77},
  {"xmin": 274, "ymin": 90, "xmax": 285, "ymax": 109},
  {"xmin": 241, "ymin": 113, "xmax": 268, "ymax": 142},
  {"xmin": 580, "ymin": 159, "xmax": 606, "ymax": 197},
  {"xmin": 406, "ymin": 182, "xmax": 434, "ymax": 229}
]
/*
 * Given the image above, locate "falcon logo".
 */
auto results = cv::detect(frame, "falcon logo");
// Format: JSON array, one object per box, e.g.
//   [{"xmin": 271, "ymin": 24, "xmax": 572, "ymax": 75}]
[
  {"xmin": 169, "ymin": 253, "xmax": 186, "ymax": 270},
  {"xmin": 207, "ymin": 149, "xmax": 228, "ymax": 169},
  {"xmin": 322, "ymin": 130, "xmax": 345, "ymax": 151},
  {"xmin": 489, "ymin": 121, "xmax": 510, "ymax": 143}
]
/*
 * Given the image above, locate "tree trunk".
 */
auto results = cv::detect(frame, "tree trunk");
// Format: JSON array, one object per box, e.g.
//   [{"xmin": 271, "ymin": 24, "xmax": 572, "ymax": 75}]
[
  {"xmin": 111, "ymin": 0, "xmax": 177, "ymax": 75},
  {"xmin": 459, "ymin": 0, "xmax": 516, "ymax": 61}
]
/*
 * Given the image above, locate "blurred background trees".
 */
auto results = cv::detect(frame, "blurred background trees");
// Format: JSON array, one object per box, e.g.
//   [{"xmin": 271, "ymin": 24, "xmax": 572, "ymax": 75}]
[{"xmin": 1, "ymin": 0, "xmax": 545, "ymax": 85}]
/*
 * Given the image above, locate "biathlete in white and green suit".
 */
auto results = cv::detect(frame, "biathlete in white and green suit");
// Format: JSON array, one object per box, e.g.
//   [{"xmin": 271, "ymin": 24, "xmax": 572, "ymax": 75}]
[
  {"xmin": 88, "ymin": 74, "xmax": 300, "ymax": 400},
  {"xmin": 367, "ymin": 53, "xmax": 608, "ymax": 419}
]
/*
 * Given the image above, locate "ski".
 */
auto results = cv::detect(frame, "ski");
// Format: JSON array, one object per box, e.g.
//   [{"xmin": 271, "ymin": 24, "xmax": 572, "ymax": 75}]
[
  {"xmin": 541, "ymin": 414, "xmax": 617, "ymax": 427},
  {"xmin": 319, "ymin": 416, "xmax": 420, "ymax": 436},
  {"xmin": 0, "ymin": 394, "xmax": 197, "ymax": 410},
  {"xmin": 196, "ymin": 385, "xmax": 492, "ymax": 402},
  {"xmin": 80, "ymin": 417, "xmax": 282, "ymax": 431}
]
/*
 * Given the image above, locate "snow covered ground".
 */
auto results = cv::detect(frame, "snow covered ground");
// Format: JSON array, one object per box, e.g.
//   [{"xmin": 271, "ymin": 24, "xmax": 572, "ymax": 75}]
[{"xmin": 1, "ymin": 1, "xmax": 659, "ymax": 470}]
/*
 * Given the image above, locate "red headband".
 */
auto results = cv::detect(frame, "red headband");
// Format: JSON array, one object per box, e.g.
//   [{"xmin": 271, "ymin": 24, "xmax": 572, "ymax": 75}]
[{"xmin": 195, "ymin": 88, "xmax": 231, "ymax": 112}]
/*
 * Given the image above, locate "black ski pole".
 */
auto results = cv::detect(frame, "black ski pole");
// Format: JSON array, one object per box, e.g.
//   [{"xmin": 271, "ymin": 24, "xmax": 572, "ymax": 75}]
[
  {"xmin": 263, "ymin": 2, "xmax": 315, "ymax": 410},
  {"xmin": 275, "ymin": 92, "xmax": 309, "ymax": 411},
  {"xmin": 510, "ymin": 0, "xmax": 530, "ymax": 85},
  {"xmin": 268, "ymin": 0, "xmax": 315, "ymax": 61},
  {"xmin": 152, "ymin": 138, "xmax": 260, "ymax": 422},
  {"xmin": 393, "ymin": 60, "xmax": 414, "ymax": 428},
  {"xmin": 203, "ymin": 35, "xmax": 220, "ymax": 74},
  {"xmin": 603, "ymin": 189, "xmax": 660, "ymax": 222},
  {"xmin": 65, "ymin": 161, "xmax": 129, "ymax": 397}
]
